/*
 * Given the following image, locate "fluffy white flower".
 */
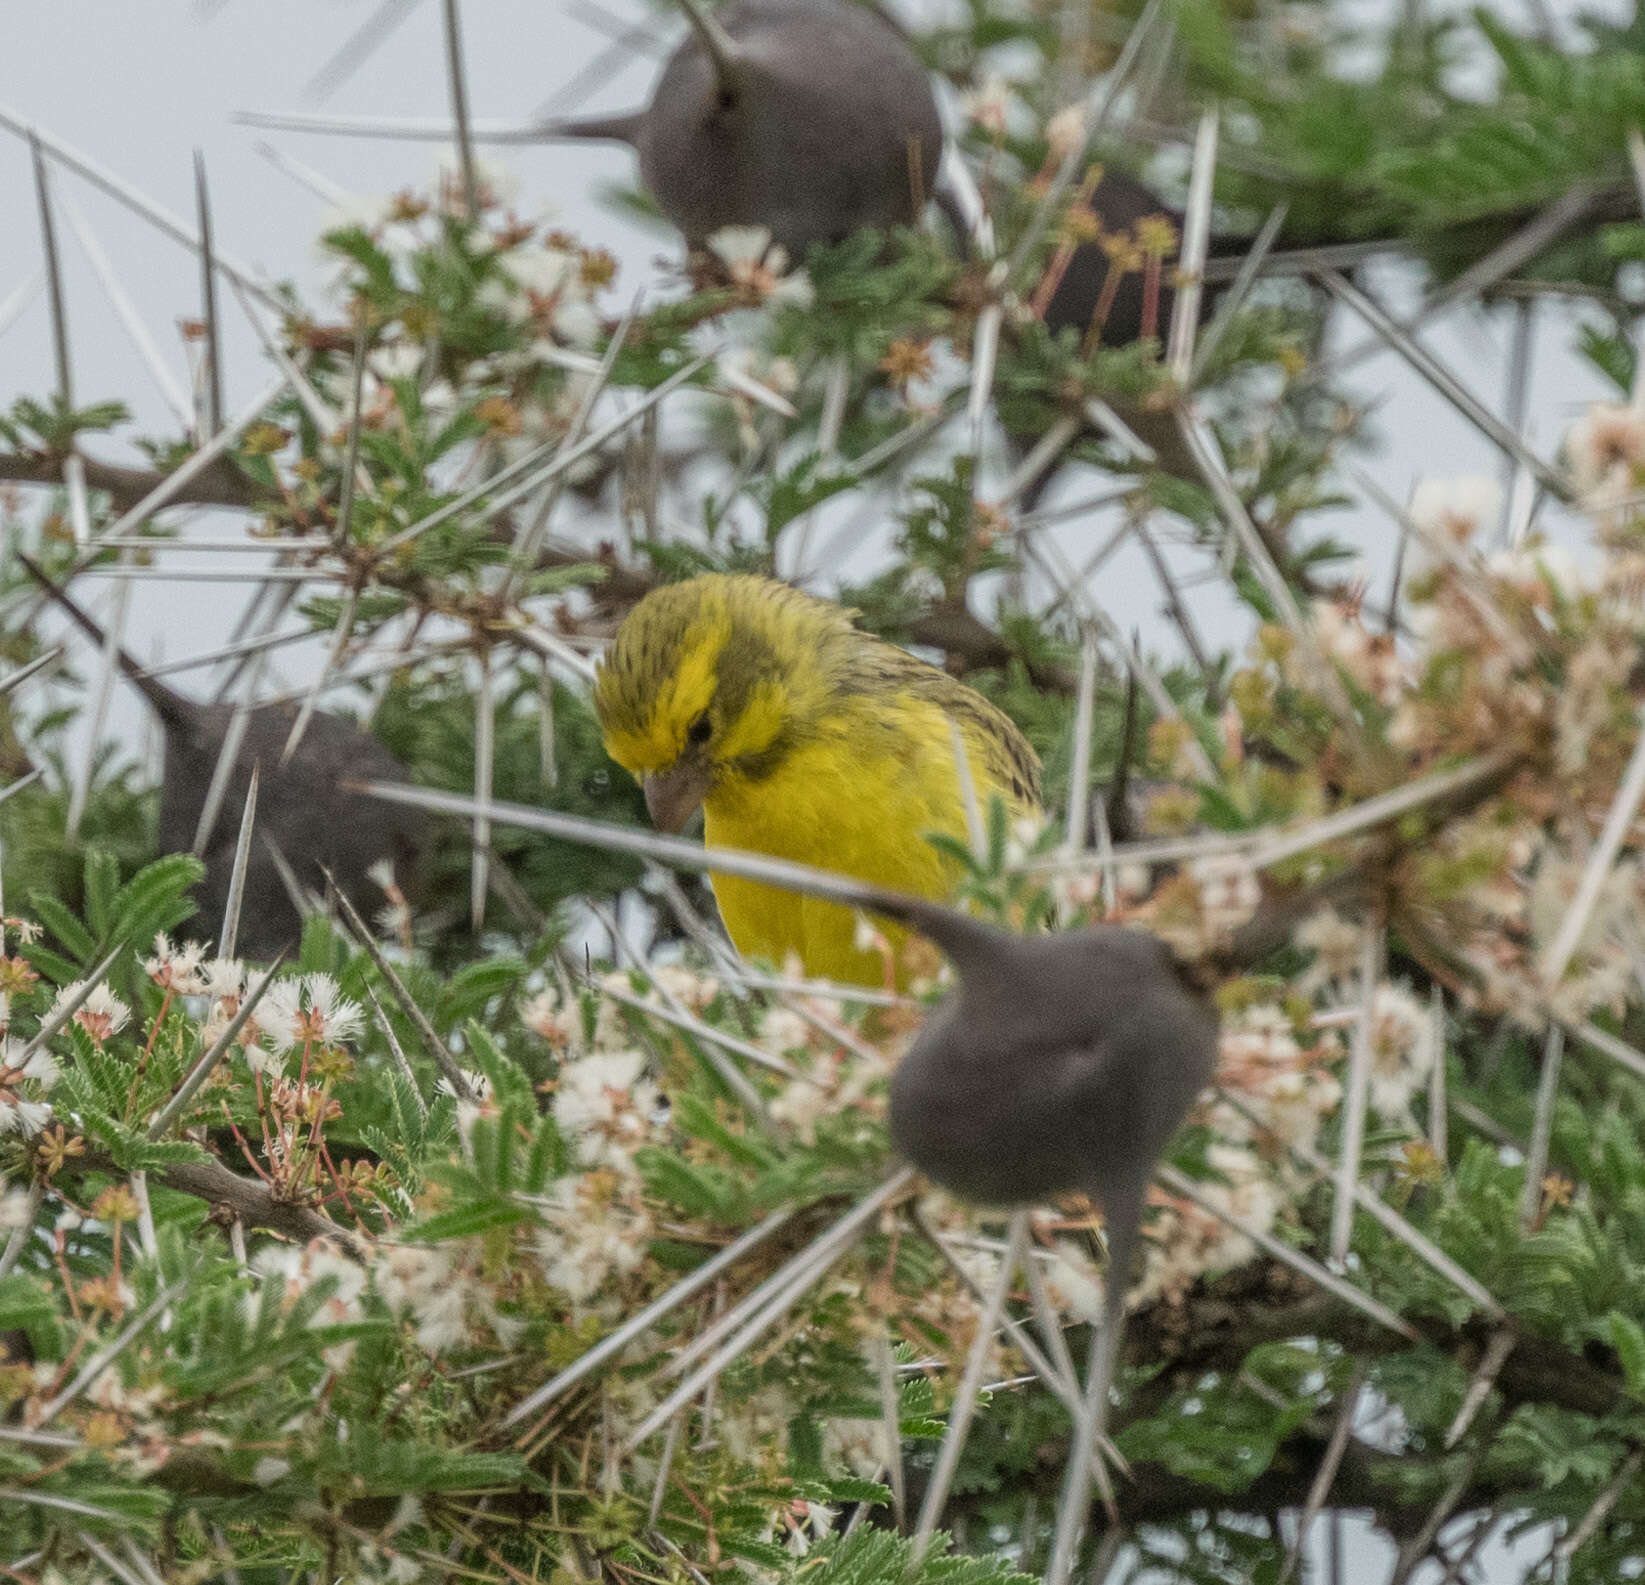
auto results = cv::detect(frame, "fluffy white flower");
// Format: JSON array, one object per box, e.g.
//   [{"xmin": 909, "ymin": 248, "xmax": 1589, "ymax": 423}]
[
  {"xmin": 1366, "ymin": 983, "xmax": 1437, "ymax": 1119},
  {"xmin": 1189, "ymin": 853, "xmax": 1261, "ymax": 938},
  {"xmin": 1408, "ymin": 476, "xmax": 1501, "ymax": 558},
  {"xmin": 1484, "ymin": 541, "xmax": 1585, "ymax": 604},
  {"xmin": 531, "ymin": 1179, "xmax": 652, "ymax": 1307},
  {"xmin": 369, "ymin": 342, "xmax": 424, "ymax": 382},
  {"xmin": 1136, "ymin": 1144, "xmax": 1283, "ymax": 1306},
  {"xmin": 258, "ymin": 973, "xmax": 365, "ymax": 1056},
  {"xmin": 552, "ymin": 1051, "xmax": 660, "ymax": 1172},
  {"xmin": 253, "ymin": 1456, "xmax": 292, "ymax": 1487},
  {"xmin": 961, "ymin": 72, "xmax": 1014, "ymax": 136},
  {"xmin": 0, "ymin": 1037, "xmax": 57, "ymax": 1137},
  {"xmin": 762, "ymin": 1008, "xmax": 810, "ymax": 1056},
  {"xmin": 705, "ymin": 226, "xmax": 815, "ymax": 307},
  {"xmin": 145, "ymin": 933, "xmax": 208, "ymax": 993},
  {"xmin": 1294, "ymin": 910, "xmax": 1362, "ymax": 994},
  {"xmin": 1044, "ymin": 104, "xmax": 1086, "ymax": 161},
  {"xmin": 1039, "ymin": 1239, "xmax": 1105, "ymax": 1323},
  {"xmin": 253, "ymin": 1239, "xmax": 368, "ymax": 1369},
  {"xmin": 498, "ymin": 244, "xmax": 578, "ymax": 300},
  {"xmin": 374, "ymin": 1243, "xmax": 473, "ymax": 1353},
  {"xmin": 0, "ymin": 1185, "xmax": 34, "ymax": 1230},
  {"xmin": 50, "ymin": 980, "xmax": 130, "ymax": 1044},
  {"xmin": 1565, "ymin": 401, "xmax": 1645, "ymax": 503},
  {"xmin": 520, "ymin": 989, "xmax": 579, "ymax": 1048},
  {"xmin": 200, "ymin": 958, "xmax": 246, "ymax": 1002}
]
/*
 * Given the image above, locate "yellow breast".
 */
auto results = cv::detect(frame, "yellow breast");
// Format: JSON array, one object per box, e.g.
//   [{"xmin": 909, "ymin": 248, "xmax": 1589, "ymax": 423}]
[{"xmin": 702, "ymin": 698, "xmax": 1025, "ymax": 985}]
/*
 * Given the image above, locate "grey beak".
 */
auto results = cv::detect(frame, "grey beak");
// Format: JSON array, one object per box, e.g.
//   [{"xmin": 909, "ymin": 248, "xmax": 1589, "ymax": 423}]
[{"xmin": 642, "ymin": 762, "xmax": 711, "ymax": 834}]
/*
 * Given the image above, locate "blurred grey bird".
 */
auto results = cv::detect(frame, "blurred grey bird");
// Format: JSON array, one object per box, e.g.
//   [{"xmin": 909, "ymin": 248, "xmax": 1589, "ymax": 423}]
[
  {"xmin": 545, "ymin": 0, "xmax": 945, "ymax": 259},
  {"xmin": 21, "ymin": 557, "xmax": 427, "ymax": 959},
  {"xmin": 882, "ymin": 895, "xmax": 1218, "ymax": 1537}
]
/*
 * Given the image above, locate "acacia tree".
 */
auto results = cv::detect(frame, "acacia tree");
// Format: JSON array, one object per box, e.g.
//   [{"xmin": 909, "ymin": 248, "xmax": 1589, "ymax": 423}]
[{"xmin": 3, "ymin": 1, "xmax": 1645, "ymax": 1581}]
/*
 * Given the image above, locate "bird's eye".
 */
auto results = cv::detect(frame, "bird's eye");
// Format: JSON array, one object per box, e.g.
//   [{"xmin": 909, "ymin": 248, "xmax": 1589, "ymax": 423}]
[{"xmin": 687, "ymin": 712, "xmax": 712, "ymax": 746}]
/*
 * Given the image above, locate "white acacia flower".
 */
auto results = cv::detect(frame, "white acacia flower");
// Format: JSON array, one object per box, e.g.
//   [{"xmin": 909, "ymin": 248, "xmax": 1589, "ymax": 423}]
[
  {"xmin": 1366, "ymin": 983, "xmax": 1437, "ymax": 1119},
  {"xmin": 374, "ymin": 1243, "xmax": 474, "ymax": 1353},
  {"xmin": 1136, "ymin": 1144, "xmax": 1282, "ymax": 1305},
  {"xmin": 552, "ymin": 1051, "xmax": 660, "ymax": 1173},
  {"xmin": 369, "ymin": 342, "xmax": 424, "ymax": 382},
  {"xmin": 769, "ymin": 1073, "xmax": 833, "ymax": 1142},
  {"xmin": 0, "ymin": 1067, "xmax": 51, "ymax": 1139},
  {"xmin": 1189, "ymin": 853, "xmax": 1262, "ymax": 939},
  {"xmin": 1039, "ymin": 1239, "xmax": 1105, "ymax": 1323},
  {"xmin": 647, "ymin": 964, "xmax": 720, "ymax": 1014},
  {"xmin": 705, "ymin": 226, "xmax": 815, "ymax": 307},
  {"xmin": 1408, "ymin": 475, "xmax": 1501, "ymax": 556},
  {"xmin": 520, "ymin": 990, "xmax": 579, "ymax": 1048},
  {"xmin": 258, "ymin": 973, "xmax": 365, "ymax": 1056},
  {"xmin": 200, "ymin": 959, "xmax": 246, "ymax": 1003},
  {"xmin": 1044, "ymin": 104, "xmax": 1086, "ymax": 161},
  {"xmin": 532, "ymin": 1179, "xmax": 652, "ymax": 1307},
  {"xmin": 762, "ymin": 1008, "xmax": 810, "ymax": 1056},
  {"xmin": 145, "ymin": 933, "xmax": 208, "ymax": 993},
  {"xmin": 498, "ymin": 244, "xmax": 578, "ymax": 300},
  {"xmin": 1484, "ymin": 540, "xmax": 1585, "ymax": 604},
  {"xmin": 253, "ymin": 1239, "xmax": 368, "ymax": 1369},
  {"xmin": 47, "ymin": 980, "xmax": 130, "ymax": 1046},
  {"xmin": 961, "ymin": 73, "xmax": 1014, "ymax": 136},
  {"xmin": 1294, "ymin": 909, "xmax": 1362, "ymax": 995},
  {"xmin": 1565, "ymin": 401, "xmax": 1645, "ymax": 501},
  {"xmin": 0, "ymin": 1185, "xmax": 34, "ymax": 1230}
]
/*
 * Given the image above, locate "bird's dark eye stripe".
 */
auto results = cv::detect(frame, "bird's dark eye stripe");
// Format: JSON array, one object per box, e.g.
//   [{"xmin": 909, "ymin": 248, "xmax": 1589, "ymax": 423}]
[{"xmin": 687, "ymin": 712, "xmax": 712, "ymax": 744}]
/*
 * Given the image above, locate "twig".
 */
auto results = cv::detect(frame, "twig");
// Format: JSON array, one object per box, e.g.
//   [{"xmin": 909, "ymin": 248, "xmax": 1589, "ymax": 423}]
[{"xmin": 1276, "ymin": 1362, "xmax": 1367, "ymax": 1585}]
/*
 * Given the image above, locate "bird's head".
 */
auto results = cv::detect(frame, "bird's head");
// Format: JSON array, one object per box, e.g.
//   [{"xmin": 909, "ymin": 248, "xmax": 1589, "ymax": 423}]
[{"xmin": 593, "ymin": 574, "xmax": 847, "ymax": 831}]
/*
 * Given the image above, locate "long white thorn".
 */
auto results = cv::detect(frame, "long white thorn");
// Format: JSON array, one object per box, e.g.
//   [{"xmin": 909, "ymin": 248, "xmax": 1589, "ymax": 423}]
[
  {"xmin": 0, "ymin": 105, "xmax": 282, "ymax": 308},
  {"xmin": 58, "ymin": 190, "xmax": 191, "ymax": 426},
  {"xmin": 65, "ymin": 575, "xmax": 130, "ymax": 839},
  {"xmin": 1330, "ymin": 922, "xmax": 1382, "ymax": 1267},
  {"xmin": 1542, "ymin": 704, "xmax": 1645, "ymax": 987},
  {"xmin": 1166, "ymin": 108, "xmax": 1218, "ymax": 383},
  {"xmin": 913, "ymin": 1214, "xmax": 1027, "ymax": 1551},
  {"xmin": 218, "ymin": 761, "xmax": 261, "ymax": 962}
]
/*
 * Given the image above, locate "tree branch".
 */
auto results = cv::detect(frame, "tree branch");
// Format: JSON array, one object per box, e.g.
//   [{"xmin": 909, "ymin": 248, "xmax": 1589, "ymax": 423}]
[
  {"xmin": 63, "ymin": 1149, "xmax": 368, "ymax": 1258},
  {"xmin": 0, "ymin": 450, "xmax": 260, "ymax": 511}
]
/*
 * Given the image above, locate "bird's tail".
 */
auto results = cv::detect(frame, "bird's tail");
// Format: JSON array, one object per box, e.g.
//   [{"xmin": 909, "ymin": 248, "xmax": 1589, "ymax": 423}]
[{"xmin": 17, "ymin": 555, "xmax": 196, "ymax": 732}]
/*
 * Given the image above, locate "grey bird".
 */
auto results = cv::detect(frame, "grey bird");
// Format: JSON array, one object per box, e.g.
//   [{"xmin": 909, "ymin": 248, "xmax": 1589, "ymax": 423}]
[
  {"xmin": 883, "ymin": 895, "xmax": 1219, "ymax": 1542},
  {"xmin": 545, "ymin": 0, "xmax": 945, "ymax": 259},
  {"xmin": 21, "ymin": 558, "xmax": 427, "ymax": 959}
]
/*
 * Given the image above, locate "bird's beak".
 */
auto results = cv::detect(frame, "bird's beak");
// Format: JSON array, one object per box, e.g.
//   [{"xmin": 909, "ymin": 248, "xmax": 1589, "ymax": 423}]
[{"xmin": 642, "ymin": 762, "xmax": 711, "ymax": 834}]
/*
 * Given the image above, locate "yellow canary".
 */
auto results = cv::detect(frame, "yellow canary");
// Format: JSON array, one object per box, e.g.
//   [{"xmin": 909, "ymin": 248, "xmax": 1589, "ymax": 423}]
[{"xmin": 594, "ymin": 574, "xmax": 1042, "ymax": 985}]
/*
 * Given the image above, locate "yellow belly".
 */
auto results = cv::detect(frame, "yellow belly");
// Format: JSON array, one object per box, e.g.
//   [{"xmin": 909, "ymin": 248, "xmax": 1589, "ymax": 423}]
[{"xmin": 702, "ymin": 707, "xmax": 1016, "ymax": 985}]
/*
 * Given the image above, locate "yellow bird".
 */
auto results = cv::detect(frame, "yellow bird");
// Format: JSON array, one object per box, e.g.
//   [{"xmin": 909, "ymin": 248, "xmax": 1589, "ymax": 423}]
[{"xmin": 593, "ymin": 574, "xmax": 1042, "ymax": 985}]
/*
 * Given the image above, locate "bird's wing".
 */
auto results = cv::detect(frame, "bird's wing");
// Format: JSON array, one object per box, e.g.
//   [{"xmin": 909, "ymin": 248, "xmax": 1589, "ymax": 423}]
[{"xmin": 841, "ymin": 637, "xmax": 1042, "ymax": 810}]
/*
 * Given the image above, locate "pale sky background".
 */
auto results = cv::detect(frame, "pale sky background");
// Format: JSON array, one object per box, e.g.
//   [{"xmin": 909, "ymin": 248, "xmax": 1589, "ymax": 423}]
[{"xmin": 0, "ymin": 4, "xmax": 1635, "ymax": 1575}]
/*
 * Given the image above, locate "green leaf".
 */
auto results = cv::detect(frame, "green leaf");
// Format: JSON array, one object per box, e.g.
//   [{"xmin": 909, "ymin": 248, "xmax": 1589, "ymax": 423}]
[{"xmin": 1609, "ymin": 1310, "xmax": 1645, "ymax": 1396}]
